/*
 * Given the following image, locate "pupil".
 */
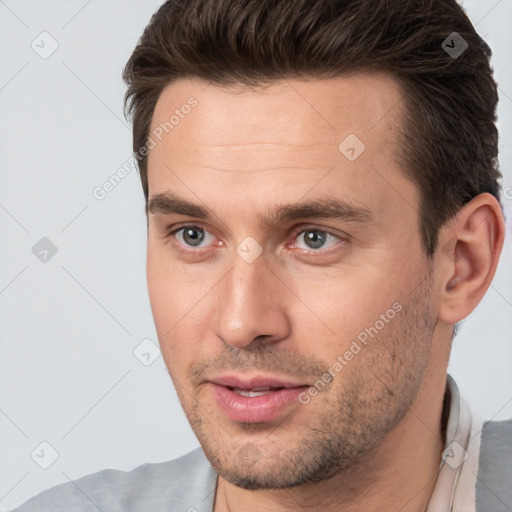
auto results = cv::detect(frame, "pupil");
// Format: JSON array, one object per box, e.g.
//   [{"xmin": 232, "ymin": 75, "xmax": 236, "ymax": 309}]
[
  {"xmin": 304, "ymin": 230, "xmax": 325, "ymax": 249},
  {"xmin": 184, "ymin": 228, "xmax": 204, "ymax": 246}
]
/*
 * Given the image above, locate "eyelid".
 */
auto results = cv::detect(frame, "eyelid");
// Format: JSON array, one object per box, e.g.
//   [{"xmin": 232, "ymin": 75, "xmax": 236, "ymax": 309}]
[
  {"xmin": 164, "ymin": 223, "xmax": 216, "ymax": 250},
  {"xmin": 163, "ymin": 222, "xmax": 348, "ymax": 257},
  {"xmin": 164, "ymin": 222, "xmax": 215, "ymax": 239},
  {"xmin": 286, "ymin": 225, "xmax": 348, "ymax": 254},
  {"xmin": 289, "ymin": 224, "xmax": 347, "ymax": 242}
]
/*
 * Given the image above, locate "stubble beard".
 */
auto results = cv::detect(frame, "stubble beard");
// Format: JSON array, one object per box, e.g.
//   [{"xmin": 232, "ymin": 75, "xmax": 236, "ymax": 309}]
[{"xmin": 174, "ymin": 272, "xmax": 436, "ymax": 490}]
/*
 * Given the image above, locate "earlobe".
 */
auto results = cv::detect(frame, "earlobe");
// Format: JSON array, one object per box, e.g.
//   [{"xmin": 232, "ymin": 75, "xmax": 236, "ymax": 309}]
[{"xmin": 437, "ymin": 193, "xmax": 505, "ymax": 324}]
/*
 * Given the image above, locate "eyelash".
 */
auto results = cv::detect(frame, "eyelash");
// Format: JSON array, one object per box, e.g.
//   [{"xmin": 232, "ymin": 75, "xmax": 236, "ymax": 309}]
[
  {"xmin": 164, "ymin": 224, "xmax": 218, "ymax": 259},
  {"xmin": 290, "ymin": 225, "xmax": 346, "ymax": 254},
  {"xmin": 164, "ymin": 224, "xmax": 346, "ymax": 257}
]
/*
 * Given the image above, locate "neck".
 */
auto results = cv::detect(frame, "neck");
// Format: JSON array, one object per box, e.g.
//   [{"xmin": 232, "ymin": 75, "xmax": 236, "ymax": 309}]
[{"xmin": 214, "ymin": 372, "xmax": 448, "ymax": 512}]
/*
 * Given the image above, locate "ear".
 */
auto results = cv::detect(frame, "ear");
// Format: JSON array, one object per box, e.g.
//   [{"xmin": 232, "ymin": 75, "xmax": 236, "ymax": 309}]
[{"xmin": 436, "ymin": 193, "xmax": 505, "ymax": 324}]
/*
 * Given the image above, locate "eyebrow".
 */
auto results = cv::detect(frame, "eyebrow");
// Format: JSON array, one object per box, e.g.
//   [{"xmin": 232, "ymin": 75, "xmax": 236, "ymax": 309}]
[{"xmin": 147, "ymin": 191, "xmax": 374, "ymax": 225}]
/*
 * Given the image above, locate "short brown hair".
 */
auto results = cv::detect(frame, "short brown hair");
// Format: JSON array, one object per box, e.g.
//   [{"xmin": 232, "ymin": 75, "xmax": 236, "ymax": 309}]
[{"xmin": 122, "ymin": 0, "xmax": 501, "ymax": 255}]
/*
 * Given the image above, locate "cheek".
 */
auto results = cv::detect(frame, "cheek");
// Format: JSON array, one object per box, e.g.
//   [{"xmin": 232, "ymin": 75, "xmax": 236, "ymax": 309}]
[
  {"xmin": 293, "ymin": 267, "xmax": 401, "ymax": 346},
  {"xmin": 147, "ymin": 247, "xmax": 176, "ymax": 328},
  {"xmin": 146, "ymin": 236, "xmax": 198, "ymax": 323},
  {"xmin": 146, "ymin": 244, "xmax": 189, "ymax": 362},
  {"xmin": 146, "ymin": 243, "xmax": 215, "ymax": 375}
]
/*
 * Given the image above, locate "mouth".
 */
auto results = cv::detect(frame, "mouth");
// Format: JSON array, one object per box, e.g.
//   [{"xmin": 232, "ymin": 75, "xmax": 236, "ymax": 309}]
[
  {"xmin": 229, "ymin": 386, "xmax": 285, "ymax": 397},
  {"xmin": 207, "ymin": 375, "xmax": 310, "ymax": 423}
]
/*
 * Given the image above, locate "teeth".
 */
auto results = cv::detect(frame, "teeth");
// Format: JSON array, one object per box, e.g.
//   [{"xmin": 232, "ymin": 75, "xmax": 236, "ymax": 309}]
[
  {"xmin": 232, "ymin": 387, "xmax": 275, "ymax": 397},
  {"xmin": 236, "ymin": 390, "xmax": 271, "ymax": 397}
]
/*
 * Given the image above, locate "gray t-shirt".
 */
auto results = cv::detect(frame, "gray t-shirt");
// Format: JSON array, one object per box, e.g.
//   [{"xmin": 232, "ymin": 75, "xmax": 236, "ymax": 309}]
[{"xmin": 11, "ymin": 377, "xmax": 512, "ymax": 511}]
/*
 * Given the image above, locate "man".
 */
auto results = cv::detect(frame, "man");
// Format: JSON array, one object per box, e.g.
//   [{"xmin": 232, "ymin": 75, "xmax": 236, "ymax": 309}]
[{"xmin": 13, "ymin": 0, "xmax": 511, "ymax": 510}]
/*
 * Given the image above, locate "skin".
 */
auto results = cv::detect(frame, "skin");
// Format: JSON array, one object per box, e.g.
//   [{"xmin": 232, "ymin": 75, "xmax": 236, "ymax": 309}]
[{"xmin": 145, "ymin": 74, "xmax": 504, "ymax": 512}]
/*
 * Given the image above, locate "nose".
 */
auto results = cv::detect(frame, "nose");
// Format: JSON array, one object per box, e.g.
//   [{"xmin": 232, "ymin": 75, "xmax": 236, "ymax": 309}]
[{"xmin": 212, "ymin": 254, "xmax": 291, "ymax": 349}]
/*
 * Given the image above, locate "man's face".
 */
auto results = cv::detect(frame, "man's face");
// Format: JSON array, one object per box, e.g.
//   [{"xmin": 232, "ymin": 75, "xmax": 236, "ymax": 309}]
[{"xmin": 146, "ymin": 74, "xmax": 438, "ymax": 488}]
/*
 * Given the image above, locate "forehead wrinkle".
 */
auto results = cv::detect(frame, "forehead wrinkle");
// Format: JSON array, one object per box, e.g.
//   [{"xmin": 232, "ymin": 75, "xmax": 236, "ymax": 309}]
[
  {"xmin": 192, "ymin": 141, "xmax": 334, "ymax": 148},
  {"xmin": 183, "ymin": 140, "xmax": 339, "ymax": 174},
  {"xmin": 194, "ymin": 163, "xmax": 333, "ymax": 174}
]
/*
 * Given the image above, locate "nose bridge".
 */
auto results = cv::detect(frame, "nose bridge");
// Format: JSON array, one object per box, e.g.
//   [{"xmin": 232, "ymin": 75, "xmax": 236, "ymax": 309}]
[
  {"xmin": 213, "ymin": 253, "xmax": 289, "ymax": 347},
  {"xmin": 228, "ymin": 255, "xmax": 268, "ymax": 311}
]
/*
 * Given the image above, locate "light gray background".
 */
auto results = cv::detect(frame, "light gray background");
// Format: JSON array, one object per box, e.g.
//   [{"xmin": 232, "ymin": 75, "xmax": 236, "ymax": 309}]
[{"xmin": 0, "ymin": 0, "xmax": 511, "ymax": 509}]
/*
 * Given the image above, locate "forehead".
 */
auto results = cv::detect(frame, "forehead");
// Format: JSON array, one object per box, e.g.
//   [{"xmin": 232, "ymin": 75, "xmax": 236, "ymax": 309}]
[
  {"xmin": 149, "ymin": 72, "xmax": 405, "ymax": 164},
  {"xmin": 147, "ymin": 73, "xmax": 417, "ymax": 226}
]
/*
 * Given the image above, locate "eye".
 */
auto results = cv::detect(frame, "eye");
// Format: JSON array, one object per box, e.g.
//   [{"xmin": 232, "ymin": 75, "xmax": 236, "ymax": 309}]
[
  {"xmin": 293, "ymin": 229, "xmax": 341, "ymax": 251},
  {"xmin": 172, "ymin": 226, "xmax": 215, "ymax": 248}
]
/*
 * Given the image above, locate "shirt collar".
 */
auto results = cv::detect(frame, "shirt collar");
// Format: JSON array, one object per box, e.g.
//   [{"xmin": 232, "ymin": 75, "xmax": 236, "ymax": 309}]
[{"xmin": 426, "ymin": 374, "xmax": 472, "ymax": 511}]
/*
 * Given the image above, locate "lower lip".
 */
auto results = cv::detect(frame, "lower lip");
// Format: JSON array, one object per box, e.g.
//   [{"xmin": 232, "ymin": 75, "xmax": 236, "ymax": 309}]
[{"xmin": 210, "ymin": 383, "xmax": 308, "ymax": 423}]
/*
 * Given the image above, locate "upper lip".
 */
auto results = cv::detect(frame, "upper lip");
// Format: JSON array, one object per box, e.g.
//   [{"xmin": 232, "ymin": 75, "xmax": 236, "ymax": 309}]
[{"xmin": 208, "ymin": 374, "xmax": 309, "ymax": 390}]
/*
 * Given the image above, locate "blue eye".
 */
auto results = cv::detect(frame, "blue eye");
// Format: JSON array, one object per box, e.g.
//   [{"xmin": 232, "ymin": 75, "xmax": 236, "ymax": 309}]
[
  {"xmin": 166, "ymin": 225, "xmax": 343, "ymax": 258},
  {"xmin": 295, "ymin": 229, "xmax": 340, "ymax": 251},
  {"xmin": 175, "ymin": 226, "xmax": 214, "ymax": 248}
]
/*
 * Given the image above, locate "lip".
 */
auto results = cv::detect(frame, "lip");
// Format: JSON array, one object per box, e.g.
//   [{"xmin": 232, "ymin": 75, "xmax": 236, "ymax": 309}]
[
  {"xmin": 210, "ymin": 374, "xmax": 307, "ymax": 390},
  {"xmin": 208, "ymin": 374, "xmax": 310, "ymax": 423}
]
